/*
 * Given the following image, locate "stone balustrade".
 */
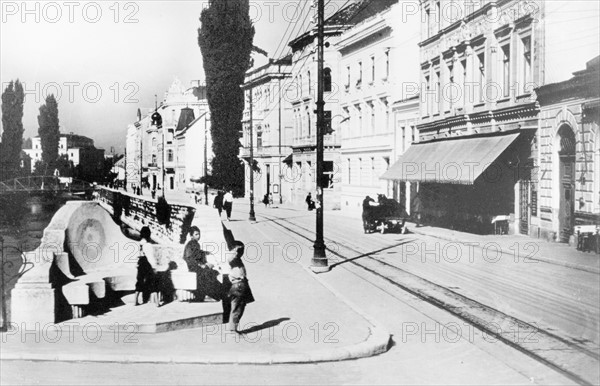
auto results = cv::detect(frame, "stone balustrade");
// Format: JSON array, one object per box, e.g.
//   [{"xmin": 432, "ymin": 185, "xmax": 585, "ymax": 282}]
[{"xmin": 95, "ymin": 187, "xmax": 196, "ymax": 244}]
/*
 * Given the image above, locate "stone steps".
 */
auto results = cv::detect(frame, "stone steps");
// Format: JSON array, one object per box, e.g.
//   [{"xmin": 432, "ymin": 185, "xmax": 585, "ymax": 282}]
[{"xmin": 59, "ymin": 301, "xmax": 223, "ymax": 334}]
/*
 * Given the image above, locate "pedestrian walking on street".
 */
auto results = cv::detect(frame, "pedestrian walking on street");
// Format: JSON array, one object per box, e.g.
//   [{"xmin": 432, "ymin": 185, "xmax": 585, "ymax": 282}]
[
  {"xmin": 223, "ymin": 190, "xmax": 234, "ymax": 221},
  {"xmin": 412, "ymin": 191, "xmax": 423, "ymax": 227},
  {"xmin": 226, "ymin": 241, "xmax": 254, "ymax": 333},
  {"xmin": 262, "ymin": 193, "xmax": 269, "ymax": 208},
  {"xmin": 213, "ymin": 190, "xmax": 224, "ymax": 217},
  {"xmin": 306, "ymin": 192, "xmax": 315, "ymax": 211}
]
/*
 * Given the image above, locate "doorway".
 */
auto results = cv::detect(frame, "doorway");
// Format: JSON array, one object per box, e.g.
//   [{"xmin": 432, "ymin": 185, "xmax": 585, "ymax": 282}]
[
  {"xmin": 266, "ymin": 164, "xmax": 271, "ymax": 194},
  {"xmin": 557, "ymin": 125, "xmax": 576, "ymax": 242}
]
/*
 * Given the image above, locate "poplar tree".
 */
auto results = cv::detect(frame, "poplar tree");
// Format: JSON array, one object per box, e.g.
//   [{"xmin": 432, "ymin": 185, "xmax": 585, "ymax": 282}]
[
  {"xmin": 1, "ymin": 80, "xmax": 25, "ymax": 178},
  {"xmin": 198, "ymin": 0, "xmax": 255, "ymax": 195},
  {"xmin": 37, "ymin": 94, "xmax": 60, "ymax": 174}
]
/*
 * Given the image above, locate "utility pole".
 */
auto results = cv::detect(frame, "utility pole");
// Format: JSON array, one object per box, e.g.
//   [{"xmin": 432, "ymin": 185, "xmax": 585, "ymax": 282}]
[
  {"xmin": 204, "ymin": 112, "xmax": 209, "ymax": 206},
  {"xmin": 124, "ymin": 147, "xmax": 127, "ymax": 192},
  {"xmin": 311, "ymin": 0, "xmax": 328, "ymax": 272},
  {"xmin": 278, "ymin": 75, "xmax": 283, "ymax": 205},
  {"xmin": 249, "ymin": 87, "xmax": 256, "ymax": 221}
]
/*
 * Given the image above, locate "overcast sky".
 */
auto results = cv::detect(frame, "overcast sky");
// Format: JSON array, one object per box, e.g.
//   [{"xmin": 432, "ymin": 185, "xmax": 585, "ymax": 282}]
[{"xmin": 0, "ymin": 0, "xmax": 349, "ymax": 153}]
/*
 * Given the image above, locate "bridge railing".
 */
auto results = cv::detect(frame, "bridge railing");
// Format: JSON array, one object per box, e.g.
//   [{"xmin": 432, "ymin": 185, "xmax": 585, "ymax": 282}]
[{"xmin": 0, "ymin": 176, "xmax": 93, "ymax": 194}]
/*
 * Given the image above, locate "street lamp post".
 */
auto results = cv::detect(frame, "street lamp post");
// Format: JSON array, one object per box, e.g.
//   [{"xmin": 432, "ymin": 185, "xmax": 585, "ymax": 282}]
[
  {"xmin": 311, "ymin": 0, "xmax": 328, "ymax": 272},
  {"xmin": 248, "ymin": 87, "xmax": 256, "ymax": 221},
  {"xmin": 139, "ymin": 124, "xmax": 143, "ymax": 194},
  {"xmin": 151, "ymin": 97, "xmax": 163, "ymax": 197}
]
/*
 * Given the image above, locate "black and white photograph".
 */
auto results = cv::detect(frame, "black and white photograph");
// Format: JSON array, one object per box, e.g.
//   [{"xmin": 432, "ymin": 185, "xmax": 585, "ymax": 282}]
[{"xmin": 1, "ymin": 0, "xmax": 599, "ymax": 384}]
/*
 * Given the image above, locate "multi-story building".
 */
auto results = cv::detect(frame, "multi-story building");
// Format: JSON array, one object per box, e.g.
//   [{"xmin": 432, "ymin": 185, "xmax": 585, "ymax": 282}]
[
  {"xmin": 126, "ymin": 78, "xmax": 210, "ymax": 195},
  {"xmin": 286, "ymin": 0, "xmax": 385, "ymax": 209},
  {"xmin": 241, "ymin": 55, "xmax": 294, "ymax": 204},
  {"xmin": 390, "ymin": 96, "xmax": 420, "ymax": 212},
  {"xmin": 24, "ymin": 133, "xmax": 105, "ymax": 176},
  {"xmin": 174, "ymin": 107, "xmax": 213, "ymax": 196},
  {"xmin": 384, "ymin": 0, "xmax": 599, "ymax": 236},
  {"xmin": 336, "ymin": 0, "xmax": 420, "ymax": 212},
  {"xmin": 536, "ymin": 56, "xmax": 600, "ymax": 242}
]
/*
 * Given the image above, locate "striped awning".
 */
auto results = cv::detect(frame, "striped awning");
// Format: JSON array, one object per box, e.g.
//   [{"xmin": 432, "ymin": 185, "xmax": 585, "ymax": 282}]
[{"xmin": 380, "ymin": 132, "xmax": 520, "ymax": 185}]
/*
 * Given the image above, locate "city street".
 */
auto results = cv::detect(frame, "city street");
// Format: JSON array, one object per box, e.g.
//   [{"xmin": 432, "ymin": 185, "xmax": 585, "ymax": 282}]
[{"xmin": 3, "ymin": 200, "xmax": 598, "ymax": 385}]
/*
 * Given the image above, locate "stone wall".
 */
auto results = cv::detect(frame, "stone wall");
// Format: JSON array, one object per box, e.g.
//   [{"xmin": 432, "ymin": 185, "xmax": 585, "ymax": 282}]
[
  {"xmin": 96, "ymin": 187, "xmax": 196, "ymax": 244},
  {"xmin": 538, "ymin": 103, "xmax": 600, "ymax": 242}
]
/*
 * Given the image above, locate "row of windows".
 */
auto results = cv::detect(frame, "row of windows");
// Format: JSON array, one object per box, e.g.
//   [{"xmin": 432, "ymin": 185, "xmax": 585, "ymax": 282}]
[
  {"xmin": 293, "ymin": 160, "xmax": 336, "ymax": 189},
  {"xmin": 346, "ymin": 157, "xmax": 390, "ymax": 187},
  {"xmin": 149, "ymin": 150, "xmax": 174, "ymax": 164},
  {"xmin": 297, "ymin": 68, "xmax": 332, "ymax": 97},
  {"xmin": 424, "ymin": 0, "xmax": 494, "ymax": 39},
  {"xmin": 345, "ymin": 51, "xmax": 390, "ymax": 91},
  {"xmin": 422, "ymin": 28, "xmax": 532, "ymax": 117},
  {"xmin": 343, "ymin": 100, "xmax": 391, "ymax": 137},
  {"xmin": 293, "ymin": 109, "xmax": 332, "ymax": 139}
]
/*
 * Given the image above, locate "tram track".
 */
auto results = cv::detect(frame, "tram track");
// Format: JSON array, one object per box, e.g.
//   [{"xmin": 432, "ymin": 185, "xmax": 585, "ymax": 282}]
[{"xmin": 255, "ymin": 211, "xmax": 600, "ymax": 386}]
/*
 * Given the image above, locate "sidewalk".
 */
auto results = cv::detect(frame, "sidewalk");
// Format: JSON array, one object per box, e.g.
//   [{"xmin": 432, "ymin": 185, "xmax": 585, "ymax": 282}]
[
  {"xmin": 406, "ymin": 222, "xmax": 600, "ymax": 274},
  {"xmin": 324, "ymin": 206, "xmax": 600, "ymax": 274},
  {"xmin": 0, "ymin": 201, "xmax": 390, "ymax": 365}
]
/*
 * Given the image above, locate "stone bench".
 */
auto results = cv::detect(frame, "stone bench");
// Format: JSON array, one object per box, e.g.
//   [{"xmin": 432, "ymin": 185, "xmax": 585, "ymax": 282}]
[{"xmin": 62, "ymin": 267, "xmax": 198, "ymax": 319}]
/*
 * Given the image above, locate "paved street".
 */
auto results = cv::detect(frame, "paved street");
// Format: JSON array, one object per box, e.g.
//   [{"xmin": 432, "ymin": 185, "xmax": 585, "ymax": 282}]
[{"xmin": 3, "ymin": 199, "xmax": 598, "ymax": 385}]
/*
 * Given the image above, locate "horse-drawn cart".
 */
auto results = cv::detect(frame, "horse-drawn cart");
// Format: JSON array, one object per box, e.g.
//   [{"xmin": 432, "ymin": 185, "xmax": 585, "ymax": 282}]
[{"xmin": 362, "ymin": 195, "xmax": 408, "ymax": 234}]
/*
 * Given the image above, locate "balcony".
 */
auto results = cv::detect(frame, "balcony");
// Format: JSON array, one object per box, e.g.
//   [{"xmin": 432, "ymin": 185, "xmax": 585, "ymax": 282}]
[
  {"xmin": 238, "ymin": 145, "xmax": 290, "ymax": 159},
  {"xmin": 292, "ymin": 134, "xmax": 340, "ymax": 149}
]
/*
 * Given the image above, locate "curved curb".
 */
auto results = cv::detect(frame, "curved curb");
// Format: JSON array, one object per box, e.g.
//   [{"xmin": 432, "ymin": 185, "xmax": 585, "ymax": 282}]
[
  {"xmin": 1, "ymin": 266, "xmax": 391, "ymax": 365},
  {"xmin": 1, "ymin": 326, "xmax": 390, "ymax": 365}
]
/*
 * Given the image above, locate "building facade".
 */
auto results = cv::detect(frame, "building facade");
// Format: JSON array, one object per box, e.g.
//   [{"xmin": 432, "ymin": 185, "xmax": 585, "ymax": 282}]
[
  {"xmin": 390, "ymin": 96, "xmax": 420, "ymax": 212},
  {"xmin": 174, "ymin": 109, "xmax": 213, "ymax": 197},
  {"xmin": 335, "ymin": 0, "xmax": 421, "ymax": 212},
  {"xmin": 284, "ymin": 0, "xmax": 405, "ymax": 209},
  {"xmin": 382, "ymin": 0, "xmax": 546, "ymax": 234},
  {"xmin": 24, "ymin": 134, "xmax": 105, "ymax": 176},
  {"xmin": 241, "ymin": 55, "xmax": 294, "ymax": 205},
  {"xmin": 536, "ymin": 57, "xmax": 600, "ymax": 242},
  {"xmin": 125, "ymin": 78, "xmax": 210, "ymax": 196},
  {"xmin": 382, "ymin": 0, "xmax": 600, "ymax": 237}
]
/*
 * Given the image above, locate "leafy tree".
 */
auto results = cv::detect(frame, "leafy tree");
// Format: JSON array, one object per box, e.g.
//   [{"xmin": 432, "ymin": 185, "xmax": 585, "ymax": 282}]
[
  {"xmin": 198, "ymin": 0, "xmax": 255, "ymax": 195},
  {"xmin": 33, "ymin": 160, "xmax": 46, "ymax": 175},
  {"xmin": 22, "ymin": 137, "xmax": 32, "ymax": 149},
  {"xmin": 37, "ymin": 94, "xmax": 60, "ymax": 174},
  {"xmin": 1, "ymin": 80, "xmax": 25, "ymax": 179},
  {"xmin": 55, "ymin": 154, "xmax": 74, "ymax": 177}
]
